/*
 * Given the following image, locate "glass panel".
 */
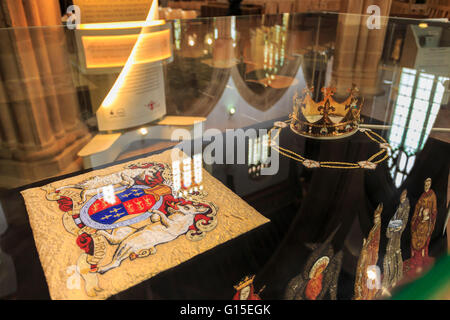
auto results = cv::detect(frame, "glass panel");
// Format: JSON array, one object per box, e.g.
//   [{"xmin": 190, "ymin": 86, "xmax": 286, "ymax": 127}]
[{"xmin": 0, "ymin": 9, "xmax": 447, "ymax": 302}]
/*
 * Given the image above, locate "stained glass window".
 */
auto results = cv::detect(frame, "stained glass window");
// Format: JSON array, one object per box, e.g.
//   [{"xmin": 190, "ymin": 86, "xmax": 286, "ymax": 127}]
[{"xmin": 388, "ymin": 68, "xmax": 449, "ymax": 188}]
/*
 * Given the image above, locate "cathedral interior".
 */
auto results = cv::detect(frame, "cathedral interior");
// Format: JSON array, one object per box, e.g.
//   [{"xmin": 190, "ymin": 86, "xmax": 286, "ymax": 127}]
[{"xmin": 0, "ymin": 0, "xmax": 449, "ymax": 301}]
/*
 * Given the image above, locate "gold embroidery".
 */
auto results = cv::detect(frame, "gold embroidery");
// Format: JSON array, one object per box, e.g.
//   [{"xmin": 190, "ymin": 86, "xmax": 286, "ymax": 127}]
[
  {"xmin": 143, "ymin": 197, "xmax": 153, "ymax": 206},
  {"xmin": 135, "ymin": 200, "xmax": 145, "ymax": 210},
  {"xmin": 124, "ymin": 202, "xmax": 135, "ymax": 213}
]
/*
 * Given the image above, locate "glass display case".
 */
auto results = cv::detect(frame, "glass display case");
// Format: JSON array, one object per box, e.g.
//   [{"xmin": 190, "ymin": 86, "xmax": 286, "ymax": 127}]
[{"xmin": 0, "ymin": 6, "xmax": 449, "ymax": 301}]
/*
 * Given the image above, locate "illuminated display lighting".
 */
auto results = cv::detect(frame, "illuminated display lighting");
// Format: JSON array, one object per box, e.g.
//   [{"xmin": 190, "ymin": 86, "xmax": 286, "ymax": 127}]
[
  {"xmin": 81, "ymin": 34, "xmax": 138, "ymax": 68},
  {"xmin": 182, "ymin": 157, "xmax": 192, "ymax": 188},
  {"xmin": 248, "ymin": 133, "xmax": 271, "ymax": 176},
  {"xmin": 174, "ymin": 20, "xmax": 181, "ymax": 50},
  {"xmin": 97, "ymin": 0, "xmax": 172, "ymax": 111},
  {"xmin": 172, "ymin": 160, "xmax": 181, "ymax": 193},
  {"xmin": 173, "ymin": 155, "xmax": 204, "ymax": 196},
  {"xmin": 188, "ymin": 35, "xmax": 196, "ymax": 47},
  {"xmin": 193, "ymin": 153, "xmax": 203, "ymax": 185},
  {"xmin": 78, "ymin": 20, "xmax": 165, "ymax": 30},
  {"xmin": 256, "ymin": 137, "xmax": 262, "ymax": 164},
  {"xmin": 248, "ymin": 138, "xmax": 254, "ymax": 165},
  {"xmin": 130, "ymin": 29, "xmax": 172, "ymax": 64},
  {"xmin": 253, "ymin": 137, "xmax": 258, "ymax": 164},
  {"xmin": 82, "ymin": 29, "xmax": 171, "ymax": 70},
  {"xmin": 228, "ymin": 105, "xmax": 236, "ymax": 115},
  {"xmin": 283, "ymin": 13, "xmax": 289, "ymax": 26},
  {"xmin": 231, "ymin": 16, "xmax": 236, "ymax": 40},
  {"xmin": 100, "ymin": 25, "xmax": 172, "ymax": 108},
  {"xmin": 261, "ymin": 134, "xmax": 269, "ymax": 164},
  {"xmin": 101, "ymin": 185, "xmax": 116, "ymax": 204},
  {"xmin": 257, "ymin": 22, "xmax": 288, "ymax": 80},
  {"xmin": 139, "ymin": 127, "xmax": 148, "ymax": 135}
]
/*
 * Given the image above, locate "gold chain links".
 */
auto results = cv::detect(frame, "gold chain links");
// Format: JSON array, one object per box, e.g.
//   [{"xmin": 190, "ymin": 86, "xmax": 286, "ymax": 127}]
[{"xmin": 269, "ymin": 120, "xmax": 391, "ymax": 169}]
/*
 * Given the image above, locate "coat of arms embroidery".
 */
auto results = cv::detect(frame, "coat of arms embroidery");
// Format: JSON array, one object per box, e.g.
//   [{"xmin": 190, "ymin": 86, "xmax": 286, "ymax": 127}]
[
  {"xmin": 42, "ymin": 161, "xmax": 218, "ymax": 297},
  {"xmin": 21, "ymin": 149, "xmax": 269, "ymax": 300}
]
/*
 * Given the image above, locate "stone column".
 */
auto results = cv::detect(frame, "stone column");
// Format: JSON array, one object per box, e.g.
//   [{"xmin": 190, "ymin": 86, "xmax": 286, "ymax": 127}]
[
  {"xmin": 0, "ymin": 78, "xmax": 17, "ymax": 157},
  {"xmin": 0, "ymin": 0, "xmax": 91, "ymax": 187},
  {"xmin": 332, "ymin": 0, "xmax": 392, "ymax": 97},
  {"xmin": 1, "ymin": 0, "xmax": 56, "ymax": 155},
  {"xmin": 359, "ymin": 0, "xmax": 391, "ymax": 96},
  {"xmin": 332, "ymin": 0, "xmax": 364, "ymax": 95},
  {"xmin": 35, "ymin": 0, "xmax": 84, "ymax": 134},
  {"xmin": 21, "ymin": 0, "xmax": 65, "ymax": 139},
  {"xmin": 0, "ymin": 39, "xmax": 49, "ymax": 153}
]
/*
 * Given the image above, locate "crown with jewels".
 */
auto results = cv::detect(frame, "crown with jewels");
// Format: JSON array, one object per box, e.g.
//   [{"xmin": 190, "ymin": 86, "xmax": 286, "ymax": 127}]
[
  {"xmin": 290, "ymin": 86, "xmax": 363, "ymax": 139},
  {"xmin": 234, "ymin": 275, "xmax": 255, "ymax": 291}
]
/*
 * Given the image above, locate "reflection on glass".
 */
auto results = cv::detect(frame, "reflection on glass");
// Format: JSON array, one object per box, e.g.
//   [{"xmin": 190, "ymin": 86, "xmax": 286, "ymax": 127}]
[
  {"xmin": 248, "ymin": 133, "xmax": 270, "ymax": 178},
  {"xmin": 172, "ymin": 160, "xmax": 181, "ymax": 193},
  {"xmin": 193, "ymin": 153, "xmax": 203, "ymax": 185},
  {"xmin": 182, "ymin": 157, "xmax": 192, "ymax": 188},
  {"xmin": 172, "ymin": 154, "xmax": 203, "ymax": 197},
  {"xmin": 174, "ymin": 20, "xmax": 181, "ymax": 50},
  {"xmin": 388, "ymin": 67, "xmax": 449, "ymax": 187},
  {"xmin": 100, "ymin": 185, "xmax": 116, "ymax": 204},
  {"xmin": 244, "ymin": 16, "xmax": 290, "ymax": 88}
]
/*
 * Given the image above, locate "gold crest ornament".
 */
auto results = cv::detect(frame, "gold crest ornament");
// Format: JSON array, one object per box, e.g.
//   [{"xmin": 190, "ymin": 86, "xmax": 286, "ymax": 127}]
[
  {"xmin": 291, "ymin": 86, "xmax": 362, "ymax": 139},
  {"xmin": 269, "ymin": 86, "xmax": 392, "ymax": 170}
]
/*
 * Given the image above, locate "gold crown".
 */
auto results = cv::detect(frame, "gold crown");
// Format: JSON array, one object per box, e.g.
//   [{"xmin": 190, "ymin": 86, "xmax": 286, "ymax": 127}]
[
  {"xmin": 234, "ymin": 275, "xmax": 255, "ymax": 291},
  {"xmin": 290, "ymin": 86, "xmax": 363, "ymax": 139}
]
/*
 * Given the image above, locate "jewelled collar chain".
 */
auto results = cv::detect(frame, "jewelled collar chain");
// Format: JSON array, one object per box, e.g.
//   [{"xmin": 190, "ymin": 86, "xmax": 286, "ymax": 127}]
[{"xmin": 269, "ymin": 120, "xmax": 392, "ymax": 170}]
